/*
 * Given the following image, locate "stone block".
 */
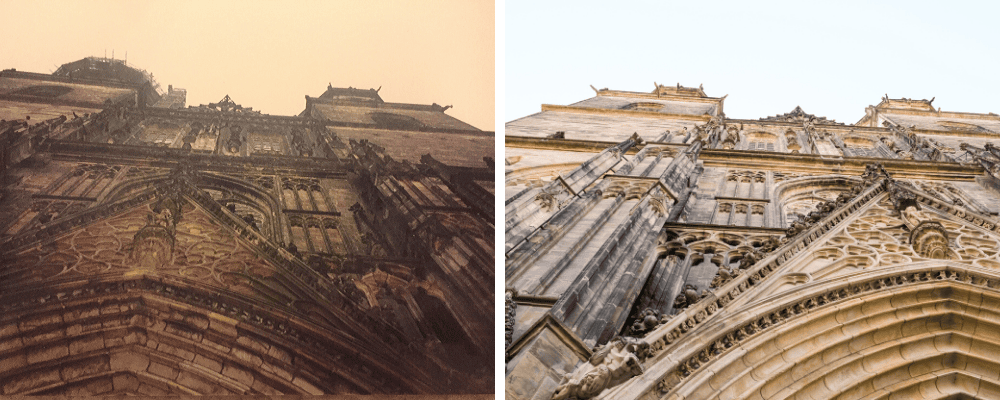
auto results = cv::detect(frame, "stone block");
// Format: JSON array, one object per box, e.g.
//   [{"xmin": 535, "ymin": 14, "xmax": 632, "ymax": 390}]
[
  {"xmin": 147, "ymin": 360, "xmax": 179, "ymax": 380},
  {"xmin": 164, "ymin": 321, "xmax": 203, "ymax": 341},
  {"xmin": 200, "ymin": 336, "xmax": 232, "ymax": 354},
  {"xmin": 0, "ymin": 336, "xmax": 23, "ymax": 353},
  {"xmin": 207, "ymin": 312, "xmax": 239, "ymax": 338},
  {"xmin": 122, "ymin": 329, "xmax": 147, "ymax": 346},
  {"xmin": 790, "ymin": 352, "xmax": 825, "ymax": 382},
  {"xmin": 100, "ymin": 303, "xmax": 120, "ymax": 316},
  {"xmin": 176, "ymin": 370, "xmax": 218, "ymax": 394},
  {"xmin": 871, "ymin": 365, "xmax": 910, "ymax": 390},
  {"xmin": 110, "ymin": 351, "xmax": 149, "ymax": 372},
  {"xmin": 84, "ymin": 376, "xmax": 114, "ymax": 395},
  {"xmin": 872, "ymin": 323, "xmax": 903, "ymax": 345},
  {"xmin": 862, "ymin": 347, "xmax": 903, "ymax": 374},
  {"xmin": 60, "ymin": 354, "xmax": 110, "ymax": 381},
  {"xmin": 185, "ymin": 314, "xmax": 209, "ymax": 330},
  {"xmin": 112, "ymin": 373, "xmax": 139, "ymax": 392},
  {"xmin": 898, "ymin": 336, "xmax": 937, "ymax": 361},
  {"xmin": 66, "ymin": 324, "xmax": 83, "ymax": 336},
  {"xmin": 192, "ymin": 354, "xmax": 223, "ymax": 373},
  {"xmin": 0, "ymin": 353, "xmax": 27, "ymax": 375},
  {"xmin": 236, "ymin": 334, "xmax": 269, "ymax": 354},
  {"xmin": 156, "ymin": 340, "xmax": 196, "ymax": 361},
  {"xmin": 230, "ymin": 346, "xmax": 263, "ymax": 367},
  {"xmin": 251, "ymin": 377, "xmax": 281, "ymax": 395},
  {"xmin": 137, "ymin": 382, "xmax": 168, "ymax": 395},
  {"xmin": 267, "ymin": 344, "xmax": 292, "ymax": 364},
  {"xmin": 222, "ymin": 362, "xmax": 255, "ymax": 386},
  {"xmin": 0, "ymin": 322, "xmax": 18, "ymax": 338},
  {"xmin": 19, "ymin": 312, "xmax": 62, "ymax": 330},
  {"xmin": 2, "ymin": 368, "xmax": 61, "ymax": 394},
  {"xmin": 103, "ymin": 328, "xmax": 131, "ymax": 348},
  {"xmin": 292, "ymin": 376, "xmax": 324, "ymax": 395},
  {"xmin": 27, "ymin": 342, "xmax": 69, "ymax": 363},
  {"xmin": 260, "ymin": 360, "xmax": 293, "ymax": 381}
]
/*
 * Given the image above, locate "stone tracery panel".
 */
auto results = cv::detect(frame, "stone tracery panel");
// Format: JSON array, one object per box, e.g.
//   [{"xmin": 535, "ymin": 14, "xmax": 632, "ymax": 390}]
[{"xmin": 6, "ymin": 201, "xmax": 280, "ymax": 298}]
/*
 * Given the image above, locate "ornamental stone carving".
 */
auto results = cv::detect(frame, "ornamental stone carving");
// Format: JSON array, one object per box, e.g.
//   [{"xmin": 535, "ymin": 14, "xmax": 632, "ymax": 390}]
[
  {"xmin": 910, "ymin": 221, "xmax": 954, "ymax": 260},
  {"xmin": 505, "ymin": 288, "xmax": 517, "ymax": 349},
  {"xmin": 551, "ymin": 336, "xmax": 650, "ymax": 400}
]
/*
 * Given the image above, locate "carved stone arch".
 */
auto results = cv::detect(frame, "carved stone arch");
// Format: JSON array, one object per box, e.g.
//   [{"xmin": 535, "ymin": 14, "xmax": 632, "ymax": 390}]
[
  {"xmin": 774, "ymin": 175, "xmax": 860, "ymax": 228},
  {"xmin": 625, "ymin": 264, "xmax": 1000, "ymax": 400},
  {"xmin": 0, "ymin": 277, "xmax": 430, "ymax": 396}
]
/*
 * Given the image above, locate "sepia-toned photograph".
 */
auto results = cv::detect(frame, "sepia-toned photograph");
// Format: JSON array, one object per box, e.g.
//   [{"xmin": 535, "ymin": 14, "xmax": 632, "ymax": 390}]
[
  {"xmin": 0, "ymin": 1, "xmax": 494, "ymax": 397},
  {"xmin": 504, "ymin": 2, "xmax": 1000, "ymax": 399}
]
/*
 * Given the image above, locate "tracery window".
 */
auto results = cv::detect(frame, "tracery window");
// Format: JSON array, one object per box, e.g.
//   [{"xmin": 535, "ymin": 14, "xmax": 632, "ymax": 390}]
[
  {"xmin": 250, "ymin": 133, "xmax": 285, "ymax": 155},
  {"xmin": 743, "ymin": 132, "xmax": 776, "ymax": 152},
  {"xmin": 278, "ymin": 176, "xmax": 345, "ymax": 255},
  {"xmin": 279, "ymin": 177, "xmax": 336, "ymax": 213}
]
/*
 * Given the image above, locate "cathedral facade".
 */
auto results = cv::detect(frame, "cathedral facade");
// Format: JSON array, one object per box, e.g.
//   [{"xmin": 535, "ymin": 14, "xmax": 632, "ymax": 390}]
[
  {"xmin": 0, "ymin": 57, "xmax": 494, "ymax": 395},
  {"xmin": 505, "ymin": 83, "xmax": 1000, "ymax": 399}
]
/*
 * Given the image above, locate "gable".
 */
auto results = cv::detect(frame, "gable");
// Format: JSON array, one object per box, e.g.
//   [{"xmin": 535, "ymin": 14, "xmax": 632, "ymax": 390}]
[{"xmin": 3, "ymin": 196, "xmax": 283, "ymax": 300}]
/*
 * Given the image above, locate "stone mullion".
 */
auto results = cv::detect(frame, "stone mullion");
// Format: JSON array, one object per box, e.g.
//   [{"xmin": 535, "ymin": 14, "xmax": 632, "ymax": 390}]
[
  {"xmin": 528, "ymin": 193, "xmax": 627, "ymax": 294},
  {"xmin": 299, "ymin": 218, "xmax": 316, "ymax": 253},
  {"xmin": 505, "ymin": 189, "xmax": 604, "ymax": 282},
  {"xmin": 57, "ymin": 172, "xmax": 91, "ymax": 197},
  {"xmin": 420, "ymin": 177, "xmax": 463, "ymax": 208},
  {"xmin": 510, "ymin": 154, "xmax": 647, "ymax": 286},
  {"xmin": 94, "ymin": 167, "xmax": 131, "ymax": 202},
  {"xmin": 42, "ymin": 169, "xmax": 77, "ymax": 195},
  {"xmin": 316, "ymin": 186, "xmax": 337, "ymax": 214},
  {"xmin": 506, "ymin": 137, "xmax": 639, "ymax": 251},
  {"xmin": 634, "ymin": 253, "xmax": 683, "ymax": 314},
  {"xmin": 593, "ymin": 224, "xmax": 663, "ymax": 344},
  {"xmin": 78, "ymin": 173, "xmax": 105, "ymax": 198},
  {"xmin": 290, "ymin": 184, "xmax": 305, "ymax": 210},
  {"xmin": 304, "ymin": 186, "xmax": 321, "ymax": 211},
  {"xmin": 317, "ymin": 220, "xmax": 336, "ymax": 254},
  {"xmin": 554, "ymin": 197, "xmax": 665, "ymax": 346}
]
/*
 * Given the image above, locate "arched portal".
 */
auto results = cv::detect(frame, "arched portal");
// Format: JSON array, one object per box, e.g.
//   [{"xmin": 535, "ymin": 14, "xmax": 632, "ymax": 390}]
[{"xmin": 627, "ymin": 265, "xmax": 1000, "ymax": 400}]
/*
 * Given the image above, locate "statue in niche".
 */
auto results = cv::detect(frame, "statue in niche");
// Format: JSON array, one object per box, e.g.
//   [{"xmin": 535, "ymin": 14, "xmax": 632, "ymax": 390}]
[{"xmin": 551, "ymin": 336, "xmax": 649, "ymax": 400}]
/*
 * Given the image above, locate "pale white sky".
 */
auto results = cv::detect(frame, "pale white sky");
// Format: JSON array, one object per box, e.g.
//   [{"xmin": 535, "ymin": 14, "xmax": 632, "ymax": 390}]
[
  {"xmin": 0, "ymin": 0, "xmax": 494, "ymax": 131},
  {"xmin": 505, "ymin": 1, "xmax": 1000, "ymax": 125}
]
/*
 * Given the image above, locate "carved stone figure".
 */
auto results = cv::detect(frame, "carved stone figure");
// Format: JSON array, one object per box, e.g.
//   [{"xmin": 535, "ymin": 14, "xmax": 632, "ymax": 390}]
[
  {"xmin": 710, "ymin": 265, "xmax": 738, "ymax": 288},
  {"xmin": 551, "ymin": 336, "xmax": 650, "ymax": 400},
  {"xmin": 673, "ymin": 284, "xmax": 701, "ymax": 310},
  {"xmin": 505, "ymin": 289, "xmax": 517, "ymax": 349}
]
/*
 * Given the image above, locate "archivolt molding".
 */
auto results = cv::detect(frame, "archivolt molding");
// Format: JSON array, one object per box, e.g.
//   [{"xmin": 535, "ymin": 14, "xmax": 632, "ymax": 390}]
[
  {"xmin": 0, "ymin": 277, "xmax": 429, "ymax": 395},
  {"xmin": 635, "ymin": 265, "xmax": 1000, "ymax": 399}
]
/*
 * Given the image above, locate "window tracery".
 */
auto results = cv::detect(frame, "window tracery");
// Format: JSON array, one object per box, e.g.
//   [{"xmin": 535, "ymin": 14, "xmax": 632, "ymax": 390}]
[{"xmin": 743, "ymin": 132, "xmax": 776, "ymax": 152}]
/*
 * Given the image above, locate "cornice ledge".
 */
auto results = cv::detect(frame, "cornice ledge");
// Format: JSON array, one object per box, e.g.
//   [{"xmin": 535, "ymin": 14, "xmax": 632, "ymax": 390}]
[{"xmin": 540, "ymin": 104, "xmax": 714, "ymax": 121}]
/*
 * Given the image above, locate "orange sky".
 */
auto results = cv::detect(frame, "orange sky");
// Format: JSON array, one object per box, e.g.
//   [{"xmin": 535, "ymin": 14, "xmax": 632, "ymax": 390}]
[{"xmin": 0, "ymin": 0, "xmax": 494, "ymax": 131}]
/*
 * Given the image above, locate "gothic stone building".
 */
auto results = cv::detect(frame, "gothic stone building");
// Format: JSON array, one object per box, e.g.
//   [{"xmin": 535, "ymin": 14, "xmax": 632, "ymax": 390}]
[
  {"xmin": 505, "ymin": 84, "xmax": 1000, "ymax": 399},
  {"xmin": 0, "ymin": 57, "xmax": 494, "ymax": 395}
]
